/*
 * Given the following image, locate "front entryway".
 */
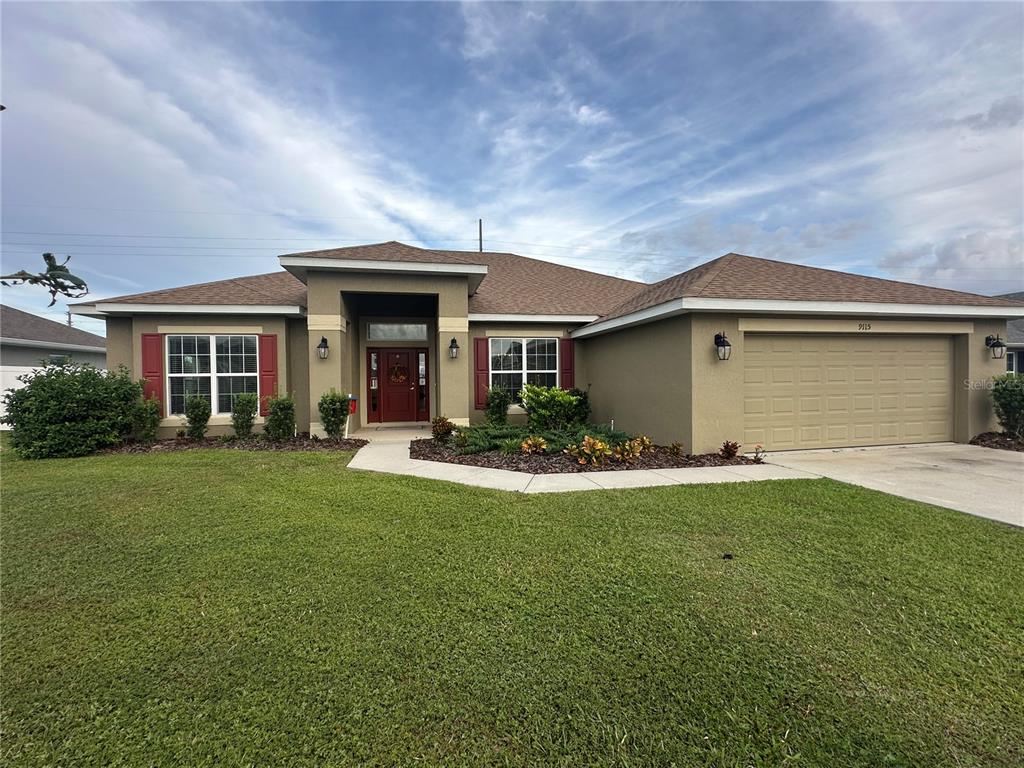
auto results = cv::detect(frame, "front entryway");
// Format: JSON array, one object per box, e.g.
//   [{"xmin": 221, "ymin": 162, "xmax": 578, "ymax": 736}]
[{"xmin": 366, "ymin": 347, "xmax": 430, "ymax": 423}]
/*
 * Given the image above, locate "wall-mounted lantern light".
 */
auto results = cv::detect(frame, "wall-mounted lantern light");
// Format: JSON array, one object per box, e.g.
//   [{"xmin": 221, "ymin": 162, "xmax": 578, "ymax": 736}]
[
  {"xmin": 448, "ymin": 337, "xmax": 460, "ymax": 359},
  {"xmin": 714, "ymin": 332, "xmax": 732, "ymax": 361},
  {"xmin": 985, "ymin": 334, "xmax": 1007, "ymax": 360},
  {"xmin": 316, "ymin": 336, "xmax": 330, "ymax": 360}
]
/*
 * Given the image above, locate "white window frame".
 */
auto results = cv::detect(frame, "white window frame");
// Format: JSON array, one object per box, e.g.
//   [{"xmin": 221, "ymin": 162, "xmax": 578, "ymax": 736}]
[
  {"xmin": 165, "ymin": 334, "xmax": 259, "ymax": 417},
  {"xmin": 488, "ymin": 337, "xmax": 559, "ymax": 396},
  {"xmin": 1008, "ymin": 349, "xmax": 1018, "ymax": 374}
]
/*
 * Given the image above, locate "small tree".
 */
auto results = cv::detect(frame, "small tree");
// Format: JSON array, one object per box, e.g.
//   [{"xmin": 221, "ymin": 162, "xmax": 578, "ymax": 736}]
[
  {"xmin": 318, "ymin": 390, "xmax": 351, "ymax": 439},
  {"xmin": 231, "ymin": 392, "xmax": 259, "ymax": 439},
  {"xmin": 991, "ymin": 374, "xmax": 1024, "ymax": 438},
  {"xmin": 184, "ymin": 395, "xmax": 211, "ymax": 439},
  {"xmin": 484, "ymin": 386, "xmax": 512, "ymax": 425},
  {"xmin": 265, "ymin": 393, "xmax": 295, "ymax": 441}
]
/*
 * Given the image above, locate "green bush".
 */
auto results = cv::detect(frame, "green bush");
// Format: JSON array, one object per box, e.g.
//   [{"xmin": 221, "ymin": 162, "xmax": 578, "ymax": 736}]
[
  {"xmin": 265, "ymin": 393, "xmax": 295, "ymax": 441},
  {"xmin": 231, "ymin": 392, "xmax": 259, "ymax": 439},
  {"xmin": 131, "ymin": 396, "xmax": 162, "ymax": 443},
  {"xmin": 484, "ymin": 386, "xmax": 513, "ymax": 425},
  {"xmin": 499, "ymin": 438, "xmax": 521, "ymax": 456},
  {"xmin": 184, "ymin": 395, "xmax": 211, "ymax": 439},
  {"xmin": 318, "ymin": 390, "xmax": 350, "ymax": 439},
  {"xmin": 432, "ymin": 416, "xmax": 456, "ymax": 441},
  {"xmin": 520, "ymin": 384, "xmax": 584, "ymax": 431},
  {"xmin": 567, "ymin": 387, "xmax": 591, "ymax": 424},
  {"xmin": 1, "ymin": 364, "xmax": 142, "ymax": 459},
  {"xmin": 991, "ymin": 374, "xmax": 1024, "ymax": 438}
]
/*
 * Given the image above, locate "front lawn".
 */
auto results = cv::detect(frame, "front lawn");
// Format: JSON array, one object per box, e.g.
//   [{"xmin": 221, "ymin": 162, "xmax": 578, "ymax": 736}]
[{"xmin": 2, "ymin": 447, "xmax": 1021, "ymax": 766}]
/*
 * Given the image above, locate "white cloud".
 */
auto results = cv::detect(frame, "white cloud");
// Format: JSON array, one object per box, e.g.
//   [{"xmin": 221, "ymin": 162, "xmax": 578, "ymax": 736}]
[{"xmin": 574, "ymin": 104, "xmax": 611, "ymax": 126}]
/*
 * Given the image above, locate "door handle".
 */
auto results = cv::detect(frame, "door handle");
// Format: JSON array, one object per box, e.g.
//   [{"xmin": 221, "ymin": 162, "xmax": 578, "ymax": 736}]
[{"xmin": 409, "ymin": 386, "xmax": 415, "ymax": 390}]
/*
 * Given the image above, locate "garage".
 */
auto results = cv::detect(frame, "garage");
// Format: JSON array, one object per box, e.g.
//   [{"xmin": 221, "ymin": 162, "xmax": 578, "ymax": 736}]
[{"xmin": 743, "ymin": 334, "xmax": 954, "ymax": 450}]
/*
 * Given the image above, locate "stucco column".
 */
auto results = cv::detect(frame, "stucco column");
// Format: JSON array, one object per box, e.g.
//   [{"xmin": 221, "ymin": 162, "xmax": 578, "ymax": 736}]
[
  {"xmin": 688, "ymin": 314, "xmax": 744, "ymax": 454},
  {"xmin": 306, "ymin": 281, "xmax": 348, "ymax": 436},
  {"xmin": 437, "ymin": 286, "xmax": 470, "ymax": 426},
  {"xmin": 954, "ymin": 319, "xmax": 1006, "ymax": 442}
]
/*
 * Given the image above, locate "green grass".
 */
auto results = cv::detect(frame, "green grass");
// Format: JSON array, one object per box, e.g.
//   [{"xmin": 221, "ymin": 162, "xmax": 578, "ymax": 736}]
[{"xmin": 2, "ymin": 447, "xmax": 1021, "ymax": 767}]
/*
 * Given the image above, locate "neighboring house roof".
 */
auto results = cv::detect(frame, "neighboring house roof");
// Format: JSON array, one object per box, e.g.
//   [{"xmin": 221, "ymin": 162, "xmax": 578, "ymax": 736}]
[
  {"xmin": 601, "ymin": 252, "xmax": 1022, "ymax": 322},
  {"xmin": 279, "ymin": 241, "xmax": 645, "ymax": 316},
  {"xmin": 996, "ymin": 291, "xmax": 1024, "ymax": 344},
  {"xmin": 71, "ymin": 243, "xmax": 1024, "ymax": 327},
  {"xmin": 0, "ymin": 305, "xmax": 106, "ymax": 350}
]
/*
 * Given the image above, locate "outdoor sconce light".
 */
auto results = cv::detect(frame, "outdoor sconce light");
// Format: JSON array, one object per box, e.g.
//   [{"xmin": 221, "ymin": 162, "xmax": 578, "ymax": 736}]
[
  {"xmin": 448, "ymin": 337, "xmax": 460, "ymax": 359},
  {"xmin": 985, "ymin": 334, "xmax": 1007, "ymax": 360},
  {"xmin": 714, "ymin": 332, "xmax": 732, "ymax": 361},
  {"xmin": 316, "ymin": 336, "xmax": 330, "ymax": 360}
]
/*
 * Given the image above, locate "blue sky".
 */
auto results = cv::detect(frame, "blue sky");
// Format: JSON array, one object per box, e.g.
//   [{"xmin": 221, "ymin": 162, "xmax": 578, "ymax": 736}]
[{"xmin": 2, "ymin": 2, "xmax": 1022, "ymax": 334}]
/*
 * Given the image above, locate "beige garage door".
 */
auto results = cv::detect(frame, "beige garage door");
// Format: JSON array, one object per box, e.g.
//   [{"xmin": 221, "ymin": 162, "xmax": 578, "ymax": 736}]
[{"xmin": 743, "ymin": 334, "xmax": 953, "ymax": 450}]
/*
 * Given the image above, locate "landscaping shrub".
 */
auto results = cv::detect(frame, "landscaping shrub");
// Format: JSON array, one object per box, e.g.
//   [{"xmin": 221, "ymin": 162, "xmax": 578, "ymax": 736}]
[
  {"xmin": 231, "ymin": 392, "xmax": 259, "ymax": 439},
  {"xmin": 1, "ymin": 364, "xmax": 142, "ymax": 459},
  {"xmin": 719, "ymin": 440, "xmax": 741, "ymax": 459},
  {"xmin": 520, "ymin": 435, "xmax": 548, "ymax": 455},
  {"xmin": 432, "ymin": 416, "xmax": 456, "ymax": 441},
  {"xmin": 451, "ymin": 422, "xmax": 630, "ymax": 455},
  {"xmin": 318, "ymin": 390, "xmax": 350, "ymax": 439},
  {"xmin": 499, "ymin": 438, "xmax": 521, "ymax": 456},
  {"xmin": 991, "ymin": 373, "xmax": 1024, "ymax": 438},
  {"xmin": 184, "ymin": 395, "xmax": 211, "ymax": 439},
  {"xmin": 565, "ymin": 435, "xmax": 612, "ymax": 466},
  {"xmin": 265, "ymin": 393, "xmax": 295, "ymax": 440},
  {"xmin": 131, "ymin": 396, "xmax": 162, "ymax": 443},
  {"xmin": 567, "ymin": 387, "xmax": 591, "ymax": 424},
  {"xmin": 520, "ymin": 384, "xmax": 584, "ymax": 430},
  {"xmin": 612, "ymin": 435, "xmax": 653, "ymax": 464},
  {"xmin": 668, "ymin": 441, "xmax": 687, "ymax": 457},
  {"xmin": 484, "ymin": 386, "xmax": 513, "ymax": 425}
]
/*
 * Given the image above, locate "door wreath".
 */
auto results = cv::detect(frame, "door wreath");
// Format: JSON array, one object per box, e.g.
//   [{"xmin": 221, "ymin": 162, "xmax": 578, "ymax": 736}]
[{"xmin": 388, "ymin": 364, "xmax": 409, "ymax": 384}]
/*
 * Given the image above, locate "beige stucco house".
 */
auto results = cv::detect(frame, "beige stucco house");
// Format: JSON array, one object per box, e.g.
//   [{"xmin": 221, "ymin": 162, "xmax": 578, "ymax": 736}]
[{"xmin": 72, "ymin": 242, "xmax": 1024, "ymax": 453}]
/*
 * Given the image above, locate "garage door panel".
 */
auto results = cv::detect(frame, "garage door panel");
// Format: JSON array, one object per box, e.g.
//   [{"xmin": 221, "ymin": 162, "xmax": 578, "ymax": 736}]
[{"xmin": 743, "ymin": 334, "xmax": 953, "ymax": 450}]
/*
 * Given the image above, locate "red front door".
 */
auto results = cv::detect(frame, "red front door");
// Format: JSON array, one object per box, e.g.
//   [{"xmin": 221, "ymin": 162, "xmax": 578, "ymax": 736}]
[{"xmin": 367, "ymin": 347, "xmax": 429, "ymax": 423}]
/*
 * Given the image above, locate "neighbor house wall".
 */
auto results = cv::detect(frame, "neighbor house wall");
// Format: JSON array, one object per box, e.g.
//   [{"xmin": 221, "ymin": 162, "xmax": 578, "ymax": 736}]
[
  {"xmin": 106, "ymin": 313, "xmax": 292, "ymax": 438},
  {"xmin": 575, "ymin": 314, "xmax": 693, "ymax": 445},
  {"xmin": 0, "ymin": 344, "xmax": 105, "ymax": 368}
]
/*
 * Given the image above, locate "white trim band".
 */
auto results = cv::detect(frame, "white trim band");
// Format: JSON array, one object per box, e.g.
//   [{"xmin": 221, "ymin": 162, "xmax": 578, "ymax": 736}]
[
  {"xmin": 572, "ymin": 298, "xmax": 1024, "ymax": 338},
  {"xmin": 71, "ymin": 303, "xmax": 306, "ymax": 317},
  {"xmin": 469, "ymin": 314, "xmax": 598, "ymax": 323},
  {"xmin": 0, "ymin": 337, "xmax": 106, "ymax": 354}
]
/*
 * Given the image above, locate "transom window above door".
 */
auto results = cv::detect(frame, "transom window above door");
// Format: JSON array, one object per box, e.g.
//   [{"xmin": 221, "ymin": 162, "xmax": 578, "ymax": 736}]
[
  {"xmin": 489, "ymin": 337, "xmax": 558, "ymax": 398},
  {"xmin": 367, "ymin": 322, "xmax": 428, "ymax": 341},
  {"xmin": 166, "ymin": 334, "xmax": 258, "ymax": 415}
]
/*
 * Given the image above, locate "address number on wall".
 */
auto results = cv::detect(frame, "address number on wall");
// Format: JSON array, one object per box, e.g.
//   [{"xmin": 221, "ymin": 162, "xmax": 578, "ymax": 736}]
[{"xmin": 857, "ymin": 322, "xmax": 872, "ymax": 331}]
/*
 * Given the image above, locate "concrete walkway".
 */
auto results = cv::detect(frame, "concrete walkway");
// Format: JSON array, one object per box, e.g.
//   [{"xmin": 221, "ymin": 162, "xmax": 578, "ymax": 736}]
[
  {"xmin": 346, "ymin": 427, "xmax": 818, "ymax": 493},
  {"xmin": 767, "ymin": 443, "xmax": 1024, "ymax": 527}
]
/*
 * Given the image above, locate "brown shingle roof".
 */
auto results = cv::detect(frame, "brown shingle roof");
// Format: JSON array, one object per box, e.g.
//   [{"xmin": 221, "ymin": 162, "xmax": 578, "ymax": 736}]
[
  {"xmin": 77, "ymin": 245, "xmax": 1019, "ymax": 324},
  {"xmin": 79, "ymin": 271, "xmax": 308, "ymax": 307},
  {"xmin": 1, "ymin": 305, "xmax": 106, "ymax": 347},
  {"xmin": 601, "ymin": 252, "xmax": 1021, "ymax": 320},
  {"xmin": 282, "ymin": 241, "xmax": 645, "ymax": 315}
]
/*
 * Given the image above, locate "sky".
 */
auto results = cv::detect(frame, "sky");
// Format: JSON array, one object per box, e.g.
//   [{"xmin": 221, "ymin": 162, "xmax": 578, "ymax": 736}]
[{"xmin": 2, "ymin": 1, "xmax": 1022, "ymax": 335}]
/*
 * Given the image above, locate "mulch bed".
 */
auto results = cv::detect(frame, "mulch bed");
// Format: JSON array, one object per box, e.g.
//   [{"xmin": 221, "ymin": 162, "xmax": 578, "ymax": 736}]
[
  {"xmin": 102, "ymin": 436, "xmax": 369, "ymax": 454},
  {"xmin": 409, "ymin": 438, "xmax": 759, "ymax": 474},
  {"xmin": 969, "ymin": 432, "xmax": 1024, "ymax": 452}
]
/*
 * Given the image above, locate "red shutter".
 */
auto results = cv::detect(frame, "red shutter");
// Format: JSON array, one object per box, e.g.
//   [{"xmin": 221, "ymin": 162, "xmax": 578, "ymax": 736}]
[
  {"xmin": 258, "ymin": 334, "xmax": 278, "ymax": 416},
  {"xmin": 473, "ymin": 337, "xmax": 489, "ymax": 409},
  {"xmin": 559, "ymin": 337, "xmax": 574, "ymax": 390},
  {"xmin": 140, "ymin": 333, "xmax": 164, "ymax": 411}
]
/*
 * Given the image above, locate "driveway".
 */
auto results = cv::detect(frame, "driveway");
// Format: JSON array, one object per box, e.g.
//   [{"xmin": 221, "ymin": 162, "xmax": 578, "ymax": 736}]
[{"xmin": 767, "ymin": 443, "xmax": 1024, "ymax": 527}]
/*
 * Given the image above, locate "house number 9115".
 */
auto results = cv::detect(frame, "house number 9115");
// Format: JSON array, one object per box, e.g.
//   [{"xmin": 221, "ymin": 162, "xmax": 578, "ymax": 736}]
[{"xmin": 857, "ymin": 323, "xmax": 872, "ymax": 331}]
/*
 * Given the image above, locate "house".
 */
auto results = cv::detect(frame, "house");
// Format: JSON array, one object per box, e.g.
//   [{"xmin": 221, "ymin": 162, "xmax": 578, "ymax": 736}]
[
  {"xmin": 996, "ymin": 291, "xmax": 1024, "ymax": 374},
  {"xmin": 1, "ymin": 304, "xmax": 107, "ymax": 420},
  {"xmin": 71, "ymin": 242, "xmax": 1024, "ymax": 453}
]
